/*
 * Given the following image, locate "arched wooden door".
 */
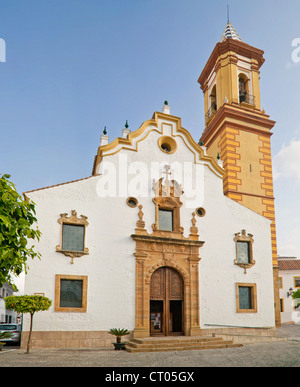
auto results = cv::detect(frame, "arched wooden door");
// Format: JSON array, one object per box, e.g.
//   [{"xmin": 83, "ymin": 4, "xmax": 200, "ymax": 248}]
[{"xmin": 150, "ymin": 267, "xmax": 184, "ymax": 336}]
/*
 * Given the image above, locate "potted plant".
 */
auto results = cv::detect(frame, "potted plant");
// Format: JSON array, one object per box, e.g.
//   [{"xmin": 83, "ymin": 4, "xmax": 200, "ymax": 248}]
[{"xmin": 108, "ymin": 328, "xmax": 129, "ymax": 350}]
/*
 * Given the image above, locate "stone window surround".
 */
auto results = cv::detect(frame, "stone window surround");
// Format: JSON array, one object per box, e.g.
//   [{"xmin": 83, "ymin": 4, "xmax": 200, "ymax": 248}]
[
  {"xmin": 56, "ymin": 210, "xmax": 89, "ymax": 264},
  {"xmin": 126, "ymin": 197, "xmax": 139, "ymax": 208},
  {"xmin": 236, "ymin": 282, "xmax": 258, "ymax": 313},
  {"xmin": 233, "ymin": 229, "xmax": 255, "ymax": 274},
  {"xmin": 54, "ymin": 274, "xmax": 88, "ymax": 313},
  {"xmin": 195, "ymin": 207, "xmax": 206, "ymax": 217},
  {"xmin": 152, "ymin": 196, "xmax": 183, "ymax": 233},
  {"xmin": 157, "ymin": 135, "xmax": 178, "ymax": 154}
]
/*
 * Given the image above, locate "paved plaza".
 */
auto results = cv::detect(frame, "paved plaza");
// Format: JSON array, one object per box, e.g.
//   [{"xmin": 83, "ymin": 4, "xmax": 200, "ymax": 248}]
[{"xmin": 0, "ymin": 324, "xmax": 299, "ymax": 367}]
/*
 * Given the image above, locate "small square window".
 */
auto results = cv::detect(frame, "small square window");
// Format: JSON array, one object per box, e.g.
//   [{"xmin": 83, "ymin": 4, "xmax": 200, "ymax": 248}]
[
  {"xmin": 236, "ymin": 283, "xmax": 257, "ymax": 313},
  {"xmin": 55, "ymin": 275, "xmax": 88, "ymax": 313},
  {"xmin": 159, "ymin": 209, "xmax": 173, "ymax": 231},
  {"xmin": 239, "ymin": 286, "xmax": 252, "ymax": 309},
  {"xmin": 62, "ymin": 224, "xmax": 84, "ymax": 252},
  {"xmin": 60, "ymin": 279, "xmax": 83, "ymax": 308}
]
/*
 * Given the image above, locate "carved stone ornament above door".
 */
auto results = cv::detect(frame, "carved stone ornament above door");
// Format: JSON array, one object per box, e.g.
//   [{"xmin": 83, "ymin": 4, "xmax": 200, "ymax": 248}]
[{"xmin": 151, "ymin": 165, "xmax": 184, "ymax": 235}]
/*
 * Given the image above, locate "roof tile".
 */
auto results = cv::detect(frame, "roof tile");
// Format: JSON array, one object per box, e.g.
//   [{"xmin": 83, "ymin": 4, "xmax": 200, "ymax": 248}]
[{"xmin": 278, "ymin": 260, "xmax": 300, "ymax": 271}]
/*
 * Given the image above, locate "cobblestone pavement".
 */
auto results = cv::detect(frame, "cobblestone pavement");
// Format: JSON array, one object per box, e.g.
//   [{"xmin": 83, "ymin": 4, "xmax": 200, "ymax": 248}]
[{"xmin": 0, "ymin": 325, "xmax": 299, "ymax": 368}]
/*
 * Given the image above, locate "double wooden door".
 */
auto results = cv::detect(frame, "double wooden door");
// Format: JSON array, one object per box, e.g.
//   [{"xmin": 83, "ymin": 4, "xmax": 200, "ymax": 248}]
[{"xmin": 150, "ymin": 267, "xmax": 184, "ymax": 336}]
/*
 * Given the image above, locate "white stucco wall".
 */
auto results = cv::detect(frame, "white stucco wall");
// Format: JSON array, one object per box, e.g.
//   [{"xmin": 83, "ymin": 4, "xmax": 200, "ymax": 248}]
[
  {"xmin": 23, "ymin": 177, "xmax": 137, "ymax": 332},
  {"xmin": 23, "ymin": 112, "xmax": 275, "ymax": 332},
  {"xmin": 279, "ymin": 269, "xmax": 300, "ymax": 324},
  {"xmin": 199, "ymin": 185, "xmax": 275, "ymax": 328}
]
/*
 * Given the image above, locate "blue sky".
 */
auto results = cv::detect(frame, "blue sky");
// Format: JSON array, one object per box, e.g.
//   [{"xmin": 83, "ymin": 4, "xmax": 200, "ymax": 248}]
[{"xmin": 1, "ymin": 0, "xmax": 300, "ymax": 259}]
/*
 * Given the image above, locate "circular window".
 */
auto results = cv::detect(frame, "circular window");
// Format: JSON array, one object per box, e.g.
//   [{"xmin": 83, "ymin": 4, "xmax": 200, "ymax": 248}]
[
  {"xmin": 196, "ymin": 207, "xmax": 206, "ymax": 217},
  {"xmin": 126, "ymin": 197, "xmax": 138, "ymax": 208},
  {"xmin": 161, "ymin": 143, "xmax": 171, "ymax": 153},
  {"xmin": 158, "ymin": 136, "xmax": 177, "ymax": 154}
]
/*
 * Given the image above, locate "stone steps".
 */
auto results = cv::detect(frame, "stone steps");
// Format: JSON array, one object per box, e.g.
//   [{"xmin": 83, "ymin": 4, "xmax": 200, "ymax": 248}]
[{"xmin": 125, "ymin": 336, "xmax": 242, "ymax": 353}]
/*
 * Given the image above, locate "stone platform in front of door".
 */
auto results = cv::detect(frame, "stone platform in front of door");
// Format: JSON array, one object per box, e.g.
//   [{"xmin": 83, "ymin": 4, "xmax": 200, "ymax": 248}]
[
  {"xmin": 126, "ymin": 336, "xmax": 242, "ymax": 352},
  {"xmin": 126, "ymin": 326, "xmax": 287, "ymax": 352}
]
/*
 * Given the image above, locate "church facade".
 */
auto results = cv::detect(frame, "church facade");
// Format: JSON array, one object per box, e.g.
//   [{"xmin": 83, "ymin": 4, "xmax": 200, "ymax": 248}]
[{"xmin": 21, "ymin": 22, "xmax": 279, "ymax": 349}]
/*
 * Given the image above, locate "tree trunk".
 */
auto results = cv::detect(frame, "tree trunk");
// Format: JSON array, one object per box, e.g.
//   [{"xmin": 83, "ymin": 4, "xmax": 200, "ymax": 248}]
[{"xmin": 26, "ymin": 313, "xmax": 34, "ymax": 354}]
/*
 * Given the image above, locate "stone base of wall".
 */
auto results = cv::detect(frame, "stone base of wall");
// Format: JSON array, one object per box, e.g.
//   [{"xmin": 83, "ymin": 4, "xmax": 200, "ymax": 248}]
[
  {"xmin": 200, "ymin": 326, "xmax": 277, "ymax": 336},
  {"xmin": 20, "ymin": 331, "xmax": 133, "ymax": 350},
  {"xmin": 200, "ymin": 326, "xmax": 286, "ymax": 344},
  {"xmin": 20, "ymin": 327, "xmax": 285, "ymax": 349}
]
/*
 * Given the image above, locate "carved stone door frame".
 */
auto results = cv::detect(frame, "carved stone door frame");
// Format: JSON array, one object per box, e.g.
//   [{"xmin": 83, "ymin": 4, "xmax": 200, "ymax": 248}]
[
  {"xmin": 131, "ymin": 208, "xmax": 204, "ymax": 339},
  {"xmin": 150, "ymin": 266, "xmax": 184, "ymax": 336}
]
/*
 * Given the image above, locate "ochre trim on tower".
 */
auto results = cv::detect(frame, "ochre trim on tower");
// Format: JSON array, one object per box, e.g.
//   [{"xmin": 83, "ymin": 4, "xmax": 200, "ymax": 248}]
[
  {"xmin": 201, "ymin": 104, "xmax": 276, "ymax": 148},
  {"xmin": 198, "ymin": 39, "xmax": 265, "ymax": 89},
  {"xmin": 198, "ymin": 35, "xmax": 281, "ymax": 327}
]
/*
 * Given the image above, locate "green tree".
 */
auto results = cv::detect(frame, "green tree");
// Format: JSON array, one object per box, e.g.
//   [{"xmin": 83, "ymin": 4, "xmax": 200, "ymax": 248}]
[
  {"xmin": 0, "ymin": 174, "xmax": 41, "ymax": 289},
  {"xmin": 292, "ymin": 289, "xmax": 300, "ymax": 308},
  {"xmin": 5, "ymin": 295, "xmax": 52, "ymax": 354}
]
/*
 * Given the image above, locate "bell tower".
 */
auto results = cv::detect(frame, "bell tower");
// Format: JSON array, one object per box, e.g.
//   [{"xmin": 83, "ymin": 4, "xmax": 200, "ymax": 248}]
[{"xmin": 198, "ymin": 21, "xmax": 281, "ymax": 327}]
